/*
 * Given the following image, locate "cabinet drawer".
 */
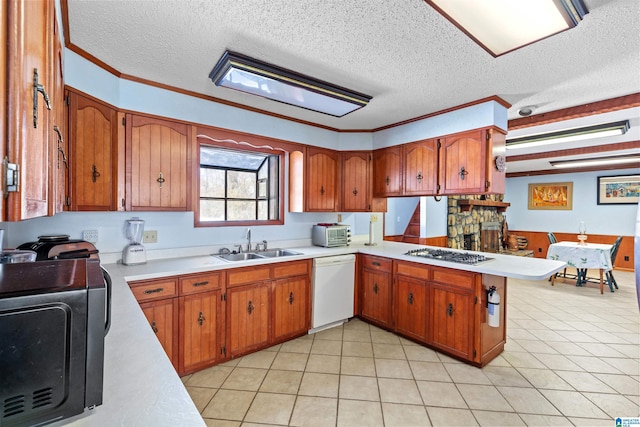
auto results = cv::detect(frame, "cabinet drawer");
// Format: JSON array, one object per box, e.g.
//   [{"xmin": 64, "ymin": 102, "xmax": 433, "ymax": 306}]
[
  {"xmin": 179, "ymin": 272, "xmax": 222, "ymax": 295},
  {"xmin": 432, "ymin": 268, "xmax": 476, "ymax": 290},
  {"xmin": 395, "ymin": 261, "xmax": 430, "ymax": 280},
  {"xmin": 361, "ymin": 255, "xmax": 392, "ymax": 272},
  {"xmin": 130, "ymin": 278, "xmax": 178, "ymax": 302},
  {"xmin": 227, "ymin": 266, "xmax": 271, "ymax": 287},
  {"xmin": 273, "ymin": 260, "xmax": 310, "ymax": 279}
]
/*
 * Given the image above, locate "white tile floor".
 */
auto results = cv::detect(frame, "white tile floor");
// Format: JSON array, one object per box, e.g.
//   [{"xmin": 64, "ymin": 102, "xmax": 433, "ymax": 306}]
[{"xmin": 182, "ymin": 269, "xmax": 639, "ymax": 426}]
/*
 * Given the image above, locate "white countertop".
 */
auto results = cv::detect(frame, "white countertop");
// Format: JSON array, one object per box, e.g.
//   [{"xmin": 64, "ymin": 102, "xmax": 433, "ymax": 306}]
[{"xmin": 60, "ymin": 241, "xmax": 564, "ymax": 426}]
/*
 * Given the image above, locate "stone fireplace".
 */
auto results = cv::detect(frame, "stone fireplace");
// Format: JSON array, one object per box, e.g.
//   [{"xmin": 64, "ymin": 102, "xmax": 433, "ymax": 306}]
[{"xmin": 447, "ymin": 195, "xmax": 507, "ymax": 251}]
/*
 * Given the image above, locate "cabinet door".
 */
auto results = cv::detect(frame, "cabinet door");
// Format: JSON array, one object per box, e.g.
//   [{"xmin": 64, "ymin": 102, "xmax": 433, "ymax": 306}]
[
  {"xmin": 372, "ymin": 146, "xmax": 402, "ymax": 197},
  {"xmin": 404, "ymin": 139, "xmax": 439, "ymax": 195},
  {"xmin": 227, "ymin": 282, "xmax": 270, "ymax": 357},
  {"xmin": 51, "ymin": 13, "xmax": 66, "ymax": 214},
  {"xmin": 341, "ymin": 151, "xmax": 370, "ymax": 212},
  {"xmin": 305, "ymin": 147, "xmax": 340, "ymax": 211},
  {"xmin": 126, "ymin": 114, "xmax": 190, "ymax": 211},
  {"xmin": 68, "ymin": 92, "xmax": 118, "ymax": 211},
  {"xmin": 140, "ymin": 298, "xmax": 179, "ymax": 370},
  {"xmin": 5, "ymin": 0, "xmax": 54, "ymax": 219},
  {"xmin": 430, "ymin": 284, "xmax": 474, "ymax": 360},
  {"xmin": 273, "ymin": 276, "xmax": 309, "ymax": 341},
  {"xmin": 361, "ymin": 268, "xmax": 392, "ymax": 327},
  {"xmin": 441, "ymin": 129, "xmax": 487, "ymax": 194},
  {"xmin": 395, "ymin": 275, "xmax": 428, "ymax": 342},
  {"xmin": 180, "ymin": 290, "xmax": 222, "ymax": 373}
]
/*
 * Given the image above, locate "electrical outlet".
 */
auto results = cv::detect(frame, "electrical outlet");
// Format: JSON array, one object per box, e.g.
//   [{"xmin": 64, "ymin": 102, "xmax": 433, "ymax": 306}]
[
  {"xmin": 82, "ymin": 230, "xmax": 99, "ymax": 243},
  {"xmin": 370, "ymin": 214, "xmax": 378, "ymax": 223},
  {"xmin": 337, "ymin": 214, "xmax": 342, "ymax": 223},
  {"xmin": 143, "ymin": 230, "xmax": 158, "ymax": 243}
]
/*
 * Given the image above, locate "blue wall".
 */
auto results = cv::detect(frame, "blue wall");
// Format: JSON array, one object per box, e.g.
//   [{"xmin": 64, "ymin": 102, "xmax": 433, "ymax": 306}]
[{"xmin": 504, "ymin": 168, "xmax": 640, "ymax": 236}]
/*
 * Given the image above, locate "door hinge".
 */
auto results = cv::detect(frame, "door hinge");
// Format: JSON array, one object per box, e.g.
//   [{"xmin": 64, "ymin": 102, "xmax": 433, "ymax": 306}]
[
  {"xmin": 65, "ymin": 94, "xmax": 70, "ymax": 106},
  {"xmin": 486, "ymin": 130, "xmax": 491, "ymax": 142},
  {"xmin": 122, "ymin": 116, "xmax": 126, "ymax": 126},
  {"xmin": 121, "ymin": 198, "xmax": 126, "ymax": 208},
  {"xmin": 474, "ymin": 296, "xmax": 478, "ymax": 304},
  {"xmin": 3, "ymin": 157, "xmax": 19, "ymax": 197},
  {"xmin": 437, "ymin": 139, "xmax": 441, "ymax": 149},
  {"xmin": 221, "ymin": 293, "xmax": 227, "ymax": 302},
  {"xmin": 220, "ymin": 346, "xmax": 226, "ymax": 357},
  {"xmin": 65, "ymin": 196, "xmax": 71, "ymax": 207},
  {"xmin": 473, "ymin": 349, "xmax": 477, "ymax": 358},
  {"xmin": 485, "ymin": 180, "xmax": 490, "ymax": 189}
]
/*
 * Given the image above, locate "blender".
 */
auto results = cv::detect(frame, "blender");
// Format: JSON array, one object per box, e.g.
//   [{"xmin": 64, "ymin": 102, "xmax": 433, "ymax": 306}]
[{"xmin": 122, "ymin": 217, "xmax": 147, "ymax": 265}]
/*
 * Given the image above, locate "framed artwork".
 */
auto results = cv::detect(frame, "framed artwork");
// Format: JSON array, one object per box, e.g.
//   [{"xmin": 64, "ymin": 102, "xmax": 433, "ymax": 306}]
[
  {"xmin": 528, "ymin": 182, "xmax": 573, "ymax": 210},
  {"xmin": 597, "ymin": 174, "xmax": 640, "ymax": 205}
]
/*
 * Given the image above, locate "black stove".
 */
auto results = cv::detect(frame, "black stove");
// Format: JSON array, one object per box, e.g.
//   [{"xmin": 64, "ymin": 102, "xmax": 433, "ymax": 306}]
[{"xmin": 405, "ymin": 248, "xmax": 494, "ymax": 265}]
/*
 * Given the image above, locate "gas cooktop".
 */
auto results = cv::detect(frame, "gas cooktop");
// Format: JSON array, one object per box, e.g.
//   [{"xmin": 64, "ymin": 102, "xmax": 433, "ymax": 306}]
[{"xmin": 404, "ymin": 248, "xmax": 494, "ymax": 265}]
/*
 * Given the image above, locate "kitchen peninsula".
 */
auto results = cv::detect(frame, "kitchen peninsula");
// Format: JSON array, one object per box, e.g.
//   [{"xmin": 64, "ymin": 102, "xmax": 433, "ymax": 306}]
[{"xmin": 58, "ymin": 241, "xmax": 564, "ymax": 426}]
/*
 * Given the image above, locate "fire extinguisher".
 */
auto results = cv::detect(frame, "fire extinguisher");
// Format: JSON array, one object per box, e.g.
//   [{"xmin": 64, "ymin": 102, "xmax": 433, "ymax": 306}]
[{"xmin": 487, "ymin": 286, "xmax": 500, "ymax": 328}]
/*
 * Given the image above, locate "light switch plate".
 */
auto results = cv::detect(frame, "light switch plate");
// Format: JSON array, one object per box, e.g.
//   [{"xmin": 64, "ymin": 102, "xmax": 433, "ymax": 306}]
[{"xmin": 82, "ymin": 230, "xmax": 99, "ymax": 243}]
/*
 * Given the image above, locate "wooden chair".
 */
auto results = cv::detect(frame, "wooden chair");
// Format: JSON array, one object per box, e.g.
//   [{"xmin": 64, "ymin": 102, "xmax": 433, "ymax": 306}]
[
  {"xmin": 606, "ymin": 236, "xmax": 623, "ymax": 290},
  {"xmin": 547, "ymin": 232, "xmax": 568, "ymax": 282}
]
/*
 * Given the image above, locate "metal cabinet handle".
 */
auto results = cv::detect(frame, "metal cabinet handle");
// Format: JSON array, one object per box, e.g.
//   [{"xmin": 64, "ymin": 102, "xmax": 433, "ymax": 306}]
[
  {"xmin": 150, "ymin": 321, "xmax": 158, "ymax": 334},
  {"xmin": 408, "ymin": 292, "xmax": 414, "ymax": 305},
  {"xmin": 320, "ymin": 185, "xmax": 325, "ymax": 195},
  {"xmin": 157, "ymin": 172, "xmax": 165, "ymax": 187},
  {"xmin": 373, "ymin": 283, "xmax": 379, "ymax": 294},
  {"xmin": 459, "ymin": 167, "xmax": 468, "ymax": 180},
  {"xmin": 32, "ymin": 68, "xmax": 51, "ymax": 128},
  {"xmin": 372, "ymin": 261, "xmax": 381, "ymax": 266},
  {"xmin": 198, "ymin": 311, "xmax": 205, "ymax": 326},
  {"xmin": 416, "ymin": 172, "xmax": 423, "ymax": 183},
  {"xmin": 193, "ymin": 281, "xmax": 209, "ymax": 287},
  {"xmin": 247, "ymin": 301, "xmax": 254, "ymax": 314},
  {"xmin": 143, "ymin": 287, "xmax": 164, "ymax": 294},
  {"xmin": 53, "ymin": 126, "xmax": 68, "ymax": 170},
  {"xmin": 385, "ymin": 176, "xmax": 390, "ymax": 186},
  {"xmin": 92, "ymin": 165, "xmax": 101, "ymax": 182},
  {"xmin": 447, "ymin": 303, "xmax": 453, "ymax": 316},
  {"xmin": 352, "ymin": 187, "xmax": 358, "ymax": 196},
  {"xmin": 289, "ymin": 292, "xmax": 294, "ymax": 305}
]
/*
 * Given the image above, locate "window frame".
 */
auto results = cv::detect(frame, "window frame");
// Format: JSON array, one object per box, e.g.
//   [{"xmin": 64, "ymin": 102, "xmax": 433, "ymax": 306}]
[{"xmin": 195, "ymin": 134, "xmax": 285, "ymax": 227}]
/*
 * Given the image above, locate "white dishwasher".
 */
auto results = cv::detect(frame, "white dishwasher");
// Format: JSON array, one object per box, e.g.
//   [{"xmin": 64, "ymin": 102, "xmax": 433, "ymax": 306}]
[{"xmin": 310, "ymin": 254, "xmax": 356, "ymax": 333}]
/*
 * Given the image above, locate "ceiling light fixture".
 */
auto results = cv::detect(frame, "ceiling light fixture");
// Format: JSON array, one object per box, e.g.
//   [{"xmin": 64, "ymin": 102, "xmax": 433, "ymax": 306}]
[
  {"xmin": 550, "ymin": 154, "xmax": 640, "ymax": 169},
  {"xmin": 506, "ymin": 120, "xmax": 630, "ymax": 150},
  {"xmin": 518, "ymin": 106, "xmax": 535, "ymax": 117},
  {"xmin": 425, "ymin": 0, "xmax": 589, "ymax": 57},
  {"xmin": 209, "ymin": 50, "xmax": 372, "ymax": 117}
]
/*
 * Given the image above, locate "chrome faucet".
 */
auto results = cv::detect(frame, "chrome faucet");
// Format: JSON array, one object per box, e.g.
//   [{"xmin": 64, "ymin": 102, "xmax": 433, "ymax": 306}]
[{"xmin": 245, "ymin": 228, "xmax": 251, "ymax": 252}]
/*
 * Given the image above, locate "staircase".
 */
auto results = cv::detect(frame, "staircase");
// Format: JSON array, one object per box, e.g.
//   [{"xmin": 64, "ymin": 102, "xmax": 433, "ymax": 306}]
[{"xmin": 402, "ymin": 202, "xmax": 421, "ymax": 243}]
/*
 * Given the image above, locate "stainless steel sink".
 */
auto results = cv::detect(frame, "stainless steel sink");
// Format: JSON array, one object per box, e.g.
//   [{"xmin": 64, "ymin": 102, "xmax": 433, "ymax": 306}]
[
  {"xmin": 216, "ymin": 252, "xmax": 266, "ymax": 262},
  {"xmin": 258, "ymin": 249, "xmax": 302, "ymax": 258},
  {"xmin": 215, "ymin": 248, "xmax": 302, "ymax": 262}
]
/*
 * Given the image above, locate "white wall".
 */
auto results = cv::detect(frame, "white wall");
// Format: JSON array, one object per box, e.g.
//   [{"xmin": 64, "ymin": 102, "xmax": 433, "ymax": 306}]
[{"xmin": 504, "ymin": 168, "xmax": 640, "ymax": 236}]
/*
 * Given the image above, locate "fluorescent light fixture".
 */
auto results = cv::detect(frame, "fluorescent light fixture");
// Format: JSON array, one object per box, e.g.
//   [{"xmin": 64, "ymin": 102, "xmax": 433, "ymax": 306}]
[
  {"xmin": 506, "ymin": 120, "xmax": 630, "ymax": 150},
  {"xmin": 425, "ymin": 0, "xmax": 588, "ymax": 57},
  {"xmin": 209, "ymin": 51, "xmax": 372, "ymax": 117},
  {"xmin": 550, "ymin": 154, "xmax": 640, "ymax": 169}
]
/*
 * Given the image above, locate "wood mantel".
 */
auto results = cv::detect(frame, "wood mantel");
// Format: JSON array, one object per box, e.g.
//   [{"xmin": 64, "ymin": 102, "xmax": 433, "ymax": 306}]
[{"xmin": 457, "ymin": 199, "xmax": 510, "ymax": 213}]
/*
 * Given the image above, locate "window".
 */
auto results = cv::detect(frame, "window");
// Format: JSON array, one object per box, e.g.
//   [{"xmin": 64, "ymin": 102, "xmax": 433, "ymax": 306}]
[{"xmin": 199, "ymin": 145, "xmax": 281, "ymax": 225}]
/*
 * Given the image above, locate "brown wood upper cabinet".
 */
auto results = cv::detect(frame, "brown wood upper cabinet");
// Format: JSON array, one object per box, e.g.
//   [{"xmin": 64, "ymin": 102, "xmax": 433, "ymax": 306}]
[
  {"xmin": 305, "ymin": 146, "xmax": 340, "ymax": 212},
  {"xmin": 440, "ymin": 127, "xmax": 506, "ymax": 195},
  {"xmin": 372, "ymin": 146, "xmax": 403, "ymax": 197},
  {"xmin": 403, "ymin": 139, "xmax": 439, "ymax": 196},
  {"xmin": 341, "ymin": 151, "xmax": 371, "ymax": 212},
  {"xmin": 3, "ymin": 0, "xmax": 57, "ymax": 220},
  {"xmin": 67, "ymin": 91, "xmax": 118, "ymax": 211},
  {"xmin": 125, "ymin": 114, "xmax": 191, "ymax": 211}
]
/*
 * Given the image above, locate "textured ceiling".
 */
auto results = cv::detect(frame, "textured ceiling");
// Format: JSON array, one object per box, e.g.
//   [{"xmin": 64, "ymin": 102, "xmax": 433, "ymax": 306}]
[{"xmin": 66, "ymin": 0, "xmax": 640, "ymax": 172}]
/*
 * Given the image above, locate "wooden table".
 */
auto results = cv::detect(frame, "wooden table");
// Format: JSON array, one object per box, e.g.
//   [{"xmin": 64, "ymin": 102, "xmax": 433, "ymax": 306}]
[{"xmin": 547, "ymin": 241, "xmax": 614, "ymax": 294}]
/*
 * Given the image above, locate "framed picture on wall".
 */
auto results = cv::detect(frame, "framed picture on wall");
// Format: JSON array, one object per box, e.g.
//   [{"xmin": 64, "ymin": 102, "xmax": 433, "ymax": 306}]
[
  {"xmin": 528, "ymin": 182, "xmax": 573, "ymax": 210},
  {"xmin": 597, "ymin": 175, "xmax": 640, "ymax": 205}
]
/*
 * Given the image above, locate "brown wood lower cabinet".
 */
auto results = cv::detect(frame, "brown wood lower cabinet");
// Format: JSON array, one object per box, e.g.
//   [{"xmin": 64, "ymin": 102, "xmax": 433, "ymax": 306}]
[
  {"xmin": 359, "ymin": 256, "xmax": 506, "ymax": 367},
  {"xmin": 139, "ymin": 298, "xmax": 179, "ymax": 370},
  {"xmin": 226, "ymin": 282, "xmax": 270, "ymax": 358},
  {"xmin": 130, "ymin": 259, "xmax": 311, "ymax": 375}
]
